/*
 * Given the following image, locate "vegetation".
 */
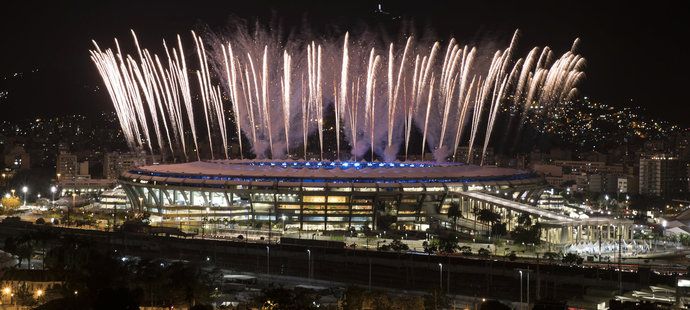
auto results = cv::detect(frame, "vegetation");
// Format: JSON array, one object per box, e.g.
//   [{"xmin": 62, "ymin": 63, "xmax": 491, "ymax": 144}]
[
  {"xmin": 490, "ymin": 222, "xmax": 507, "ymax": 238},
  {"xmin": 422, "ymin": 240, "xmax": 437, "ymax": 255},
  {"xmin": 253, "ymin": 284, "xmax": 321, "ymax": 310},
  {"xmin": 476, "ymin": 209, "xmax": 501, "ymax": 225},
  {"xmin": 339, "ymin": 286, "xmax": 429, "ymax": 310},
  {"xmin": 436, "ymin": 233, "xmax": 462, "ymax": 254},
  {"xmin": 4, "ymin": 231, "xmax": 219, "ymax": 309},
  {"xmin": 446, "ymin": 202, "xmax": 462, "ymax": 231},
  {"xmin": 423, "ymin": 289, "xmax": 450, "ymax": 310},
  {"xmin": 376, "ymin": 214, "xmax": 397, "ymax": 231},
  {"xmin": 543, "ymin": 252, "xmax": 561, "ymax": 261},
  {"xmin": 475, "ymin": 208, "xmax": 510, "ymax": 241},
  {"xmin": 478, "ymin": 248, "xmax": 491, "ymax": 257},
  {"xmin": 480, "ymin": 300, "xmax": 511, "ymax": 310},
  {"xmin": 1, "ymin": 194, "xmax": 21, "ymax": 210},
  {"xmin": 512, "ymin": 213, "xmax": 542, "ymax": 245},
  {"xmin": 379, "ymin": 238, "xmax": 409, "ymax": 252},
  {"xmin": 562, "ymin": 253, "xmax": 584, "ymax": 265}
]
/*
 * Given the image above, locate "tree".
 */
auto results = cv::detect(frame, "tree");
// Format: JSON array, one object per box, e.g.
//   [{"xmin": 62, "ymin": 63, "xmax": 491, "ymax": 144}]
[
  {"xmin": 15, "ymin": 238, "xmax": 35, "ymax": 269},
  {"xmin": 15, "ymin": 282, "xmax": 37, "ymax": 307},
  {"xmin": 543, "ymin": 252, "xmax": 560, "ymax": 261},
  {"xmin": 480, "ymin": 300, "xmax": 510, "ymax": 310},
  {"xmin": 164, "ymin": 262, "xmax": 214, "ymax": 306},
  {"xmin": 255, "ymin": 284, "xmax": 320, "ymax": 310},
  {"xmin": 1, "ymin": 195, "xmax": 21, "ymax": 210},
  {"xmin": 422, "ymin": 241, "xmax": 437, "ymax": 255},
  {"xmin": 477, "ymin": 209, "xmax": 501, "ymax": 224},
  {"xmin": 388, "ymin": 239, "xmax": 409, "ymax": 252},
  {"xmin": 341, "ymin": 286, "xmax": 367, "ymax": 310},
  {"xmin": 477, "ymin": 209, "xmax": 501, "ymax": 238},
  {"xmin": 376, "ymin": 214, "xmax": 397, "ymax": 231},
  {"xmin": 512, "ymin": 225, "xmax": 542, "ymax": 245},
  {"xmin": 517, "ymin": 213, "xmax": 532, "ymax": 226},
  {"xmin": 5, "ymin": 233, "xmax": 37, "ymax": 268},
  {"xmin": 491, "ymin": 222, "xmax": 507, "ymax": 237},
  {"xmin": 478, "ymin": 248, "xmax": 491, "ymax": 257},
  {"xmin": 435, "ymin": 233, "xmax": 461, "ymax": 254},
  {"xmin": 562, "ymin": 253, "xmax": 584, "ymax": 265},
  {"xmin": 423, "ymin": 289, "xmax": 449, "ymax": 310},
  {"xmin": 447, "ymin": 202, "xmax": 462, "ymax": 231},
  {"xmin": 92, "ymin": 286, "xmax": 142, "ymax": 310}
]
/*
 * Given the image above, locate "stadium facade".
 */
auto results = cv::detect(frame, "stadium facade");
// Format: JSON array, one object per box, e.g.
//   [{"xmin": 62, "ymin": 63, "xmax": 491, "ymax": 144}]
[{"xmin": 118, "ymin": 160, "xmax": 543, "ymax": 231}]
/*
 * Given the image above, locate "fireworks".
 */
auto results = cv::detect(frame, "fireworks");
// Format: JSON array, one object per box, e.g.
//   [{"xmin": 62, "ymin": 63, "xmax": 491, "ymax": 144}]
[{"xmin": 90, "ymin": 24, "xmax": 585, "ymax": 164}]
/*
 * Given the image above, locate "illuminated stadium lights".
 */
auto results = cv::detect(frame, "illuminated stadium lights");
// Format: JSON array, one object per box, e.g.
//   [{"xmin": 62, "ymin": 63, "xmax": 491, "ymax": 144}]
[{"xmin": 244, "ymin": 160, "xmax": 437, "ymax": 170}]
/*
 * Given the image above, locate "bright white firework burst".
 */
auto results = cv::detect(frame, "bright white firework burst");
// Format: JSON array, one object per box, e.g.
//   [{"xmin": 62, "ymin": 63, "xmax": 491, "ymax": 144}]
[{"xmin": 90, "ymin": 25, "xmax": 585, "ymax": 164}]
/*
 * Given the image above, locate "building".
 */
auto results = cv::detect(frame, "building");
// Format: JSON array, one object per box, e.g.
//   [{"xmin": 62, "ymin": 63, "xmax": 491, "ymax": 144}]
[
  {"xmin": 587, "ymin": 173, "xmax": 619, "ymax": 194},
  {"xmin": 103, "ymin": 151, "xmax": 161, "ymax": 180},
  {"xmin": 617, "ymin": 175, "xmax": 638, "ymax": 195},
  {"xmin": 639, "ymin": 154, "xmax": 686, "ymax": 197},
  {"xmin": 0, "ymin": 269, "xmax": 63, "ymax": 304},
  {"xmin": 97, "ymin": 187, "xmax": 129, "ymax": 211},
  {"xmin": 58, "ymin": 178, "xmax": 115, "ymax": 196},
  {"xmin": 119, "ymin": 160, "xmax": 541, "ymax": 232},
  {"xmin": 454, "ymin": 146, "xmax": 495, "ymax": 165},
  {"xmin": 2, "ymin": 144, "xmax": 30, "ymax": 170},
  {"xmin": 532, "ymin": 164, "xmax": 563, "ymax": 177},
  {"xmin": 56, "ymin": 150, "xmax": 78, "ymax": 179}
]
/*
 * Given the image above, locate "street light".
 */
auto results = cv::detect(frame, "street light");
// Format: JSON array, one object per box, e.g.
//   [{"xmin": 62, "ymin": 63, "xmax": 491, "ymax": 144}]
[
  {"xmin": 2, "ymin": 286, "xmax": 11, "ymax": 304},
  {"xmin": 50, "ymin": 186, "xmax": 57, "ymax": 205},
  {"xmin": 438, "ymin": 263, "xmax": 443, "ymax": 290},
  {"xmin": 307, "ymin": 249, "xmax": 311, "ymax": 279},
  {"xmin": 266, "ymin": 246, "xmax": 270, "ymax": 277},
  {"xmin": 21, "ymin": 186, "xmax": 28, "ymax": 206}
]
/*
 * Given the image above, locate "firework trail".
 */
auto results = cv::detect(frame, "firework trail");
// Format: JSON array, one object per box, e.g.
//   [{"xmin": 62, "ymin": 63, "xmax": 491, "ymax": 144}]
[{"xmin": 91, "ymin": 23, "xmax": 584, "ymax": 164}]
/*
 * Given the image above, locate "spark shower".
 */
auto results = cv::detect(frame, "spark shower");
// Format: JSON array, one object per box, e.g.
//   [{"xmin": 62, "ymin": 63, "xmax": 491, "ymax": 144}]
[{"xmin": 90, "ymin": 23, "xmax": 584, "ymax": 164}]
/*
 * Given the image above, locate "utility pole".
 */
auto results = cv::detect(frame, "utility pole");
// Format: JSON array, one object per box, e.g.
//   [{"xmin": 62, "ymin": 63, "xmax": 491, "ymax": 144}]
[
  {"xmin": 527, "ymin": 267, "xmax": 530, "ymax": 307},
  {"xmin": 618, "ymin": 231, "xmax": 623, "ymax": 294},
  {"xmin": 447, "ymin": 267, "xmax": 450, "ymax": 294},
  {"xmin": 368, "ymin": 257, "xmax": 372, "ymax": 291},
  {"xmin": 618, "ymin": 201, "xmax": 624, "ymax": 295}
]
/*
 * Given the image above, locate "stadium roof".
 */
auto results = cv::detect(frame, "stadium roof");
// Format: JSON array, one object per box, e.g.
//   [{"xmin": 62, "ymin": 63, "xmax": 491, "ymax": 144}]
[{"xmin": 125, "ymin": 160, "xmax": 538, "ymax": 184}]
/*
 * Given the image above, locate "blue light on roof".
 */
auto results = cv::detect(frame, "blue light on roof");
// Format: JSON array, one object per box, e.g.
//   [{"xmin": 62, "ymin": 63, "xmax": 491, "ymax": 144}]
[{"xmin": 242, "ymin": 161, "xmax": 445, "ymax": 170}]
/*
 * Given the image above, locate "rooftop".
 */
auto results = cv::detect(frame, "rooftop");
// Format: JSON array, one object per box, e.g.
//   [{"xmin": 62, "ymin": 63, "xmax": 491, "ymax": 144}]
[{"xmin": 125, "ymin": 160, "xmax": 537, "ymax": 184}]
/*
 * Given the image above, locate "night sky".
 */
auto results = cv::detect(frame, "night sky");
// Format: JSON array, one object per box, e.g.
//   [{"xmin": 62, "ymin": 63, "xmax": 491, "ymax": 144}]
[{"xmin": 1, "ymin": 1, "xmax": 688, "ymax": 124}]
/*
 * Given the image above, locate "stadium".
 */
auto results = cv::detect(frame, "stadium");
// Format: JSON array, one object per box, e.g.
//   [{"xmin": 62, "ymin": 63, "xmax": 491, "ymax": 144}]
[{"xmin": 119, "ymin": 160, "xmax": 543, "ymax": 232}]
